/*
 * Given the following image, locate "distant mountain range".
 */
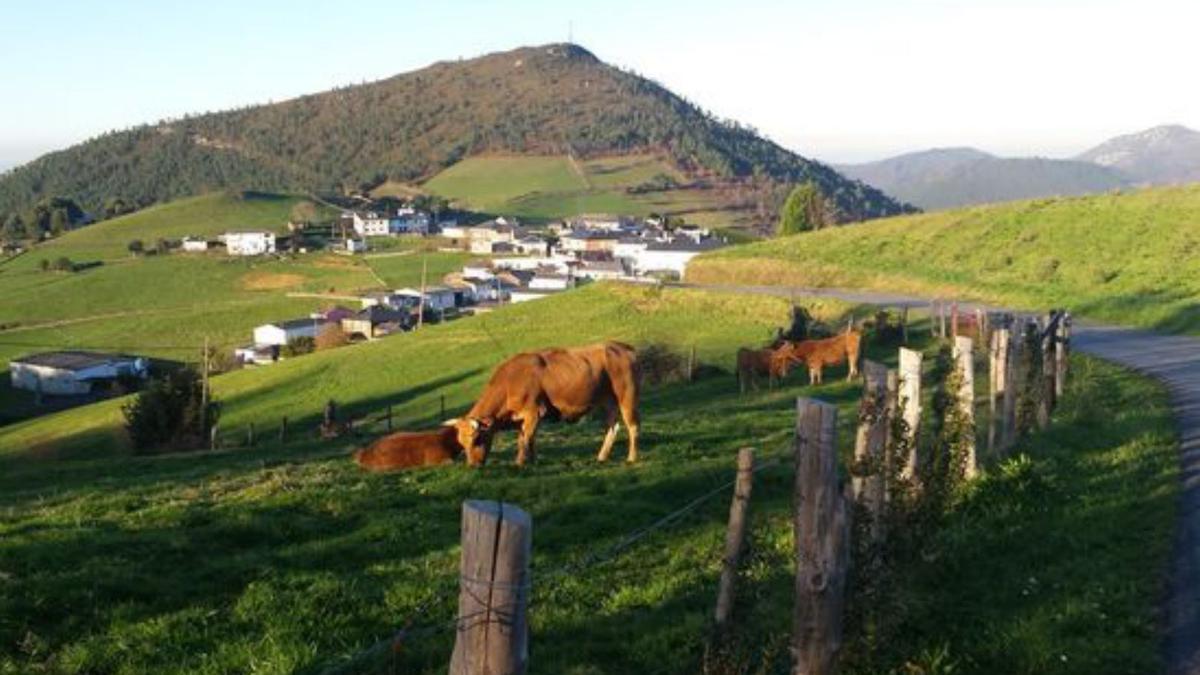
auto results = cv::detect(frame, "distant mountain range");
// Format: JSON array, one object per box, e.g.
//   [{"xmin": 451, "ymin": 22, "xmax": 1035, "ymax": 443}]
[
  {"xmin": 0, "ymin": 43, "xmax": 909, "ymax": 224},
  {"xmin": 837, "ymin": 125, "xmax": 1200, "ymax": 210}
]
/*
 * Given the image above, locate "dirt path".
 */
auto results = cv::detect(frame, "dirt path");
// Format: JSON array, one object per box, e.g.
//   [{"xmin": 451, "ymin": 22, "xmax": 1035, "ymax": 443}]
[{"xmin": 680, "ymin": 282, "xmax": 1200, "ymax": 674}]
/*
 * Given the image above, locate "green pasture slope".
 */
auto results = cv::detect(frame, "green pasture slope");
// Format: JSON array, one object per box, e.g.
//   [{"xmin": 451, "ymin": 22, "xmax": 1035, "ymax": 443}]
[
  {"xmin": 690, "ymin": 184, "xmax": 1200, "ymax": 333},
  {"xmin": 422, "ymin": 154, "xmax": 730, "ymax": 225},
  {"xmin": 0, "ymin": 192, "xmax": 467, "ymax": 421},
  {"xmin": 0, "ymin": 284, "xmax": 1176, "ymax": 674}
]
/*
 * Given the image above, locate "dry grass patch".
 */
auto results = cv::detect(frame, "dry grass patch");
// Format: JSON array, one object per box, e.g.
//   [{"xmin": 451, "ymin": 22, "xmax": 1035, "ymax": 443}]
[{"xmin": 238, "ymin": 271, "xmax": 306, "ymax": 290}]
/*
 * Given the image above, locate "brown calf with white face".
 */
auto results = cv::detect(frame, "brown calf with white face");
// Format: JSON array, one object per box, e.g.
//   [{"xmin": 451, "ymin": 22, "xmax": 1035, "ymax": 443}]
[{"xmin": 452, "ymin": 341, "xmax": 640, "ymax": 467}]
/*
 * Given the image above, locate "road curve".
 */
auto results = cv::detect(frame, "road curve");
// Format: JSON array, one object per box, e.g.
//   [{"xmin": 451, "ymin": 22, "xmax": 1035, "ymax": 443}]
[{"xmin": 678, "ymin": 282, "xmax": 1200, "ymax": 674}]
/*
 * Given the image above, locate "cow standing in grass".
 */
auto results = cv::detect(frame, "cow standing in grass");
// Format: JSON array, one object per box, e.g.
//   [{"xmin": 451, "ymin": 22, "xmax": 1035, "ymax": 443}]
[
  {"xmin": 777, "ymin": 329, "xmax": 863, "ymax": 385},
  {"xmin": 736, "ymin": 346, "xmax": 793, "ymax": 393},
  {"xmin": 452, "ymin": 341, "xmax": 641, "ymax": 466}
]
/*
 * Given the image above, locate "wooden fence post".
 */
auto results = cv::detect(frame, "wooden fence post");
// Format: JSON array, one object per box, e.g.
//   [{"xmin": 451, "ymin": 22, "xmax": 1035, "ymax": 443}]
[
  {"xmin": 714, "ymin": 448, "xmax": 755, "ymax": 631},
  {"xmin": 937, "ymin": 300, "xmax": 946, "ymax": 338},
  {"xmin": 210, "ymin": 423, "xmax": 220, "ymax": 451},
  {"xmin": 1055, "ymin": 312, "xmax": 1069, "ymax": 400},
  {"xmin": 793, "ymin": 398, "xmax": 849, "ymax": 675},
  {"xmin": 898, "ymin": 348, "xmax": 923, "ymax": 481},
  {"xmin": 279, "ymin": 416, "xmax": 288, "ymax": 443},
  {"xmin": 1002, "ymin": 324, "xmax": 1020, "ymax": 449},
  {"xmin": 952, "ymin": 336, "xmax": 977, "ymax": 478},
  {"xmin": 852, "ymin": 361, "xmax": 890, "ymax": 538},
  {"xmin": 950, "ymin": 303, "xmax": 960, "ymax": 339},
  {"xmin": 688, "ymin": 344, "xmax": 698, "ymax": 382},
  {"xmin": 990, "ymin": 328, "xmax": 1013, "ymax": 456},
  {"xmin": 247, "ymin": 422, "xmax": 255, "ymax": 447},
  {"xmin": 449, "ymin": 500, "xmax": 531, "ymax": 675},
  {"xmin": 1038, "ymin": 315, "xmax": 1054, "ymax": 430}
]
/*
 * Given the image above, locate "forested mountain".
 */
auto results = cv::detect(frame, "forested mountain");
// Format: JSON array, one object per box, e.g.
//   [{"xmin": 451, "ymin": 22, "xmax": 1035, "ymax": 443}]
[
  {"xmin": 0, "ymin": 44, "xmax": 910, "ymax": 227},
  {"xmin": 837, "ymin": 148, "xmax": 1129, "ymax": 210},
  {"xmin": 1077, "ymin": 124, "xmax": 1200, "ymax": 184}
]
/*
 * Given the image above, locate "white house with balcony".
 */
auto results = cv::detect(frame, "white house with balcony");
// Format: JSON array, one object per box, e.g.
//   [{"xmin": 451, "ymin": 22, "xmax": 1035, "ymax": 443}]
[
  {"xmin": 351, "ymin": 211, "xmax": 391, "ymax": 237},
  {"xmin": 223, "ymin": 231, "xmax": 276, "ymax": 256}
]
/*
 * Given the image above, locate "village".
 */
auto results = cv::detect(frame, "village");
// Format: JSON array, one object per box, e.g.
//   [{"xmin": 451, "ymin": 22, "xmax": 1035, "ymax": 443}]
[{"xmin": 7, "ymin": 201, "xmax": 727, "ymax": 401}]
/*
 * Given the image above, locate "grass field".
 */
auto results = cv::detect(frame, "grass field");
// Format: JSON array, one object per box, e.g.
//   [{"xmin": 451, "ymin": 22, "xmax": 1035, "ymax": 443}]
[
  {"xmin": 689, "ymin": 184, "xmax": 1200, "ymax": 333},
  {"xmin": 0, "ymin": 193, "xmax": 469, "ymax": 424},
  {"xmin": 0, "ymin": 284, "xmax": 1177, "ymax": 674},
  {"xmin": 421, "ymin": 154, "xmax": 736, "ymax": 227}
]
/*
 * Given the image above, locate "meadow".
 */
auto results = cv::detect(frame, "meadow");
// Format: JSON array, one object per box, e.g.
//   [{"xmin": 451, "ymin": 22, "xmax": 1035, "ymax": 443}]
[
  {"xmin": 420, "ymin": 154, "xmax": 735, "ymax": 227},
  {"xmin": 689, "ymin": 184, "xmax": 1200, "ymax": 333},
  {"xmin": 0, "ymin": 192, "xmax": 472, "ymax": 423},
  {"xmin": 0, "ymin": 284, "xmax": 1177, "ymax": 675}
]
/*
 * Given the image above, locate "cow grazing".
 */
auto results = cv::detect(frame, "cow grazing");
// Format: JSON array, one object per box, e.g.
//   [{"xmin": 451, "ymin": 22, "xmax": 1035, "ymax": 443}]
[
  {"xmin": 778, "ymin": 330, "xmax": 863, "ymax": 385},
  {"xmin": 353, "ymin": 426, "xmax": 462, "ymax": 471},
  {"xmin": 452, "ymin": 341, "xmax": 640, "ymax": 466},
  {"xmin": 736, "ymin": 347, "xmax": 792, "ymax": 393}
]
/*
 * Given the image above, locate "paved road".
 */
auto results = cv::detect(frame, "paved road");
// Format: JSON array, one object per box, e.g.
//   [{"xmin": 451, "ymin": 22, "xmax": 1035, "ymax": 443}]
[{"xmin": 680, "ymin": 283, "xmax": 1200, "ymax": 674}]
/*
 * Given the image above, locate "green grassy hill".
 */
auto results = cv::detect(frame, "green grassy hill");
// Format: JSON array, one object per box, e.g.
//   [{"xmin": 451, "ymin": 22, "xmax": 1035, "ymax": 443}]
[
  {"xmin": 0, "ymin": 192, "xmax": 469, "ymax": 422},
  {"xmin": 690, "ymin": 184, "xmax": 1200, "ymax": 332},
  {"xmin": 0, "ymin": 44, "xmax": 910, "ymax": 227},
  {"xmin": 0, "ymin": 284, "xmax": 1176, "ymax": 674},
  {"xmin": 420, "ymin": 153, "xmax": 731, "ymax": 225}
]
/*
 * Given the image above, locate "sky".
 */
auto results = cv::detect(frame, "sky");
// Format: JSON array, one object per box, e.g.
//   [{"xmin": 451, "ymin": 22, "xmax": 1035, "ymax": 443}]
[{"xmin": 1, "ymin": 0, "xmax": 1198, "ymax": 169}]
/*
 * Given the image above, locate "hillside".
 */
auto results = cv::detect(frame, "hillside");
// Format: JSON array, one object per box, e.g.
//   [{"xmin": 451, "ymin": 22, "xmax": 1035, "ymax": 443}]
[
  {"xmin": 689, "ymin": 184, "xmax": 1200, "ymax": 332},
  {"xmin": 0, "ymin": 284, "xmax": 1176, "ymax": 674},
  {"xmin": 837, "ymin": 147, "xmax": 1129, "ymax": 209},
  {"xmin": 0, "ymin": 44, "xmax": 910, "ymax": 225},
  {"xmin": 1077, "ymin": 124, "xmax": 1200, "ymax": 185}
]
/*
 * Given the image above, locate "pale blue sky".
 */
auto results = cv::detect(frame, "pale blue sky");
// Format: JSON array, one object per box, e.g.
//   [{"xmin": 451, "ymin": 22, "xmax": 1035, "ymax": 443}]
[{"xmin": 1, "ymin": 0, "xmax": 1198, "ymax": 169}]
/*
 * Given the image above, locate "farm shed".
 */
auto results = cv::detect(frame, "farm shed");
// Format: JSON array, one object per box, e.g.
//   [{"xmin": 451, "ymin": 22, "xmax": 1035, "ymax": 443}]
[
  {"xmin": 9, "ymin": 351, "xmax": 149, "ymax": 396},
  {"xmin": 342, "ymin": 306, "xmax": 409, "ymax": 339},
  {"xmin": 253, "ymin": 318, "xmax": 329, "ymax": 346}
]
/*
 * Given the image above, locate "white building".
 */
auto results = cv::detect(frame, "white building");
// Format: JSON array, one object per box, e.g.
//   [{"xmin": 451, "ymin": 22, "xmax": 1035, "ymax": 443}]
[
  {"xmin": 391, "ymin": 208, "xmax": 431, "ymax": 235},
  {"xmin": 351, "ymin": 211, "xmax": 391, "ymax": 237},
  {"xmin": 633, "ymin": 239, "xmax": 725, "ymax": 279},
  {"xmin": 528, "ymin": 273, "xmax": 574, "ymax": 291},
  {"xmin": 181, "ymin": 237, "xmax": 210, "ymax": 252},
  {"xmin": 395, "ymin": 286, "xmax": 458, "ymax": 311},
  {"xmin": 343, "ymin": 238, "xmax": 368, "ymax": 254},
  {"xmin": 576, "ymin": 260, "xmax": 626, "ymax": 281},
  {"xmin": 252, "ymin": 318, "xmax": 328, "ymax": 347},
  {"xmin": 9, "ymin": 351, "xmax": 149, "ymax": 395},
  {"xmin": 223, "ymin": 231, "xmax": 276, "ymax": 256}
]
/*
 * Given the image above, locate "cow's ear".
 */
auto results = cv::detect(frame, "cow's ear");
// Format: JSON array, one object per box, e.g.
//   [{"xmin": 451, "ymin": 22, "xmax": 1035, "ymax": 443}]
[{"xmin": 442, "ymin": 418, "xmax": 460, "ymax": 427}]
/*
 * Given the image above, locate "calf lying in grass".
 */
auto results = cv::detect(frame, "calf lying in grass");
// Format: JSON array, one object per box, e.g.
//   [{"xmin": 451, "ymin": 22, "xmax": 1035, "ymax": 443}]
[{"xmin": 353, "ymin": 426, "xmax": 463, "ymax": 471}]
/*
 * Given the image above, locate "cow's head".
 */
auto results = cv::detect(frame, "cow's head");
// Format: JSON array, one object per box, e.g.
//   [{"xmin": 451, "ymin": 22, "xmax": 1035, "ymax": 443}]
[{"xmin": 450, "ymin": 417, "xmax": 494, "ymax": 466}]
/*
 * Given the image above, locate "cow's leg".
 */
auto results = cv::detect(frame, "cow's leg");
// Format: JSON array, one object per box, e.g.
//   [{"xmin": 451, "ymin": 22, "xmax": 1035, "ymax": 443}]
[
  {"xmin": 597, "ymin": 404, "xmax": 620, "ymax": 462},
  {"xmin": 617, "ymin": 394, "xmax": 641, "ymax": 463},
  {"xmin": 516, "ymin": 415, "xmax": 539, "ymax": 466}
]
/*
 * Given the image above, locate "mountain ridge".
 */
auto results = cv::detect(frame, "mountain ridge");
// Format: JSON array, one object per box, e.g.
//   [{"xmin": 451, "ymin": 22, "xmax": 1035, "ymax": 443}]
[
  {"xmin": 0, "ymin": 43, "xmax": 911, "ymax": 225},
  {"xmin": 1076, "ymin": 124, "xmax": 1200, "ymax": 184}
]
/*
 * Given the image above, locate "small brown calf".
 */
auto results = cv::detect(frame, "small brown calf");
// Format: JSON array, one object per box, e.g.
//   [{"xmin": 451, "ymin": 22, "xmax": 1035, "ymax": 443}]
[
  {"xmin": 778, "ymin": 330, "xmax": 863, "ymax": 385},
  {"xmin": 353, "ymin": 426, "xmax": 462, "ymax": 471}
]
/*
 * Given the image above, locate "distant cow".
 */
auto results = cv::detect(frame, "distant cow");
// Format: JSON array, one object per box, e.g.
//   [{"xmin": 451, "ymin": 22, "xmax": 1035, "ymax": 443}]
[
  {"xmin": 736, "ymin": 347, "xmax": 792, "ymax": 393},
  {"xmin": 353, "ymin": 427, "xmax": 462, "ymax": 471},
  {"xmin": 778, "ymin": 330, "xmax": 863, "ymax": 385},
  {"xmin": 452, "ymin": 341, "xmax": 640, "ymax": 466}
]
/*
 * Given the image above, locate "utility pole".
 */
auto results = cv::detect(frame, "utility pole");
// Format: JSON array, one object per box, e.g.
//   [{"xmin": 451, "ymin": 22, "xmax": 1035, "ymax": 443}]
[{"xmin": 417, "ymin": 254, "xmax": 427, "ymax": 330}]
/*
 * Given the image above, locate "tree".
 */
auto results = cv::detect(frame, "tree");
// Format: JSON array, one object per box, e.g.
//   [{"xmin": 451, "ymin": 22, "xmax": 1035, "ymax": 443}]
[
  {"xmin": 154, "ymin": 238, "xmax": 171, "ymax": 255},
  {"xmin": 282, "ymin": 336, "xmax": 315, "ymax": 357},
  {"xmin": 128, "ymin": 239, "xmax": 145, "ymax": 256},
  {"xmin": 123, "ymin": 367, "xmax": 219, "ymax": 453},
  {"xmin": 48, "ymin": 208, "xmax": 70, "ymax": 236},
  {"xmin": 776, "ymin": 182, "xmax": 828, "ymax": 236},
  {"xmin": 2, "ymin": 213, "xmax": 25, "ymax": 240},
  {"xmin": 315, "ymin": 323, "xmax": 349, "ymax": 351},
  {"xmin": 289, "ymin": 200, "xmax": 317, "ymax": 225}
]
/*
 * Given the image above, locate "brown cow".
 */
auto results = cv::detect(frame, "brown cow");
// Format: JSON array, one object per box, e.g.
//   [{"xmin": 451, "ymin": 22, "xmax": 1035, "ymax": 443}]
[
  {"xmin": 736, "ymin": 347, "xmax": 792, "ymax": 393},
  {"xmin": 452, "ymin": 341, "xmax": 640, "ymax": 466},
  {"xmin": 778, "ymin": 330, "xmax": 863, "ymax": 385},
  {"xmin": 353, "ymin": 427, "xmax": 462, "ymax": 471}
]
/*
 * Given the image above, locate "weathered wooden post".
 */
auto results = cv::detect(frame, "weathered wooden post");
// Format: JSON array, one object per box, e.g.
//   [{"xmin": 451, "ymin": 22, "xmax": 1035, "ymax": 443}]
[
  {"xmin": 449, "ymin": 500, "xmax": 531, "ymax": 675},
  {"xmin": 688, "ymin": 344, "xmax": 698, "ymax": 382},
  {"xmin": 210, "ymin": 423, "xmax": 220, "ymax": 451},
  {"xmin": 936, "ymin": 300, "xmax": 946, "ymax": 338},
  {"xmin": 952, "ymin": 336, "xmax": 977, "ymax": 478},
  {"xmin": 950, "ymin": 303, "xmax": 960, "ymax": 339},
  {"xmin": 793, "ymin": 398, "xmax": 849, "ymax": 675},
  {"xmin": 1055, "ymin": 312, "xmax": 1069, "ymax": 400},
  {"xmin": 852, "ymin": 361, "xmax": 890, "ymax": 538},
  {"xmin": 385, "ymin": 405, "xmax": 393, "ymax": 432},
  {"xmin": 1038, "ymin": 314, "xmax": 1054, "ymax": 429},
  {"xmin": 714, "ymin": 448, "xmax": 755, "ymax": 632},
  {"xmin": 989, "ymin": 328, "xmax": 1012, "ymax": 456},
  {"xmin": 1001, "ymin": 325, "xmax": 1020, "ymax": 449},
  {"xmin": 279, "ymin": 416, "xmax": 288, "ymax": 443},
  {"xmin": 898, "ymin": 348, "xmax": 923, "ymax": 481}
]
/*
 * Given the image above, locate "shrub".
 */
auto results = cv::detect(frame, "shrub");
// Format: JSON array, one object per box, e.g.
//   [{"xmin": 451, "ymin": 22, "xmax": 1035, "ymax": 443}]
[
  {"xmin": 638, "ymin": 343, "xmax": 689, "ymax": 386},
  {"xmin": 123, "ymin": 367, "xmax": 219, "ymax": 453},
  {"xmin": 283, "ymin": 336, "xmax": 315, "ymax": 357},
  {"xmin": 51, "ymin": 256, "xmax": 75, "ymax": 272},
  {"xmin": 128, "ymin": 239, "xmax": 144, "ymax": 256},
  {"xmin": 315, "ymin": 324, "xmax": 349, "ymax": 351}
]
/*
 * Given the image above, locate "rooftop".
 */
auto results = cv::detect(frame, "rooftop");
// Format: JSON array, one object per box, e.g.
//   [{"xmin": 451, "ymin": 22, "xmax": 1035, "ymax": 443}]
[
  {"xmin": 11, "ymin": 351, "xmax": 138, "ymax": 371},
  {"xmin": 645, "ymin": 238, "xmax": 726, "ymax": 253}
]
